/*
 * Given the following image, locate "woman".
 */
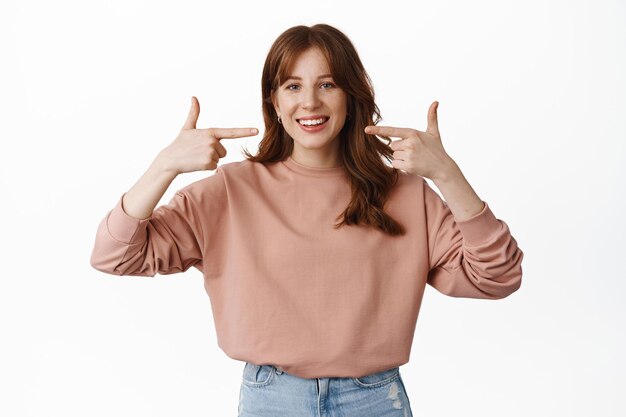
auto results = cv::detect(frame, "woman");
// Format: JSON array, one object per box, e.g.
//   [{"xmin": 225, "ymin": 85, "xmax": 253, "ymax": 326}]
[{"xmin": 90, "ymin": 23, "xmax": 523, "ymax": 417}]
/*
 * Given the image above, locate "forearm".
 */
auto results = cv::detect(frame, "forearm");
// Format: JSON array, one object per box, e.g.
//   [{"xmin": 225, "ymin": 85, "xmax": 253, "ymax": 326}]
[
  {"xmin": 432, "ymin": 159, "xmax": 485, "ymax": 222},
  {"xmin": 122, "ymin": 154, "xmax": 178, "ymax": 220}
]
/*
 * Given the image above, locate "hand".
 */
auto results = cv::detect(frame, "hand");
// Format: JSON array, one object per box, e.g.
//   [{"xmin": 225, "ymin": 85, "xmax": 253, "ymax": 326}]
[
  {"xmin": 364, "ymin": 101, "xmax": 455, "ymax": 182},
  {"xmin": 157, "ymin": 96, "xmax": 259, "ymax": 175}
]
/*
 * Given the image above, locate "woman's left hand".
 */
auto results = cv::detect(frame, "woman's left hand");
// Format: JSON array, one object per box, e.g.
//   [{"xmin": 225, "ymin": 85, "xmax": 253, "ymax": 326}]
[{"xmin": 364, "ymin": 101, "xmax": 456, "ymax": 182}]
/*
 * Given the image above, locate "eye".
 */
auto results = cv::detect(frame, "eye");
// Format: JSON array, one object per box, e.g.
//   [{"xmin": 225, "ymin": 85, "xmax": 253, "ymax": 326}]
[
  {"xmin": 321, "ymin": 82, "xmax": 335, "ymax": 89},
  {"xmin": 286, "ymin": 84, "xmax": 300, "ymax": 91}
]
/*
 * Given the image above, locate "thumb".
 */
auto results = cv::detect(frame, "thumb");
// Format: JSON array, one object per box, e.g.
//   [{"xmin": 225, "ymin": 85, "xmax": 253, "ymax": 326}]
[
  {"xmin": 182, "ymin": 96, "xmax": 200, "ymax": 130},
  {"xmin": 426, "ymin": 101, "xmax": 439, "ymax": 135}
]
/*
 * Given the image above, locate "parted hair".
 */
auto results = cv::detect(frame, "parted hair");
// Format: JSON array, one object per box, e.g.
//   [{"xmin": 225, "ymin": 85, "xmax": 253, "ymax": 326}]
[{"xmin": 242, "ymin": 23, "xmax": 406, "ymax": 236}]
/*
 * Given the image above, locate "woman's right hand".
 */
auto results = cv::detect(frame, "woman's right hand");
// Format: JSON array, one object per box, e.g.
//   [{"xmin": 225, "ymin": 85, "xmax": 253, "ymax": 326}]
[{"xmin": 157, "ymin": 96, "xmax": 259, "ymax": 175}]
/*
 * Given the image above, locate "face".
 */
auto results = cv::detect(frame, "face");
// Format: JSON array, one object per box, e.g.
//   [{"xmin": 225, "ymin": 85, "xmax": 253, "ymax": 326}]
[{"xmin": 272, "ymin": 47, "xmax": 348, "ymax": 163}]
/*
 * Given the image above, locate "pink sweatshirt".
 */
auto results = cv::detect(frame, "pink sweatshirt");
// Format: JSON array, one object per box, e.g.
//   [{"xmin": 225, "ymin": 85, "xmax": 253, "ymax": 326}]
[{"xmin": 90, "ymin": 156, "xmax": 523, "ymax": 379}]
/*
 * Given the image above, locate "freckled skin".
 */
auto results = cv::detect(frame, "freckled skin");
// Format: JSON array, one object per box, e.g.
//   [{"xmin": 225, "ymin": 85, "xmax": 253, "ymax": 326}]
[{"xmin": 271, "ymin": 46, "xmax": 348, "ymax": 168}]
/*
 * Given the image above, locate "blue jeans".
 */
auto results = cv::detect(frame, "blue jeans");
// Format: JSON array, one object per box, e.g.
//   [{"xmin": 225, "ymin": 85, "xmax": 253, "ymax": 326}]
[{"xmin": 238, "ymin": 362, "xmax": 414, "ymax": 417}]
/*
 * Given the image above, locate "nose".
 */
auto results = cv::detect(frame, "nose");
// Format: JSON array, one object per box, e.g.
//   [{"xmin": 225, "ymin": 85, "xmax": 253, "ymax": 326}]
[{"xmin": 301, "ymin": 87, "xmax": 322, "ymax": 110}]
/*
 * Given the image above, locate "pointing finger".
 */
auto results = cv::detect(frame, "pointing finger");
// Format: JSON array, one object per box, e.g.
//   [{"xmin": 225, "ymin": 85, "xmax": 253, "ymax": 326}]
[
  {"xmin": 206, "ymin": 127, "xmax": 259, "ymax": 139},
  {"xmin": 364, "ymin": 125, "xmax": 415, "ymax": 139}
]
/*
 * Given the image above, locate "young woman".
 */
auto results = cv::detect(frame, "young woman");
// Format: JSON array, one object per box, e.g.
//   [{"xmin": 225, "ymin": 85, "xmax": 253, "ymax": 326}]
[{"xmin": 91, "ymin": 23, "xmax": 523, "ymax": 417}]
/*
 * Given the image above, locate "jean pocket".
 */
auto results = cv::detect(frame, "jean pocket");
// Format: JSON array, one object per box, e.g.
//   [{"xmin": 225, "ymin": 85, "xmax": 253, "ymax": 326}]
[
  {"xmin": 351, "ymin": 366, "xmax": 400, "ymax": 388},
  {"xmin": 241, "ymin": 362, "xmax": 276, "ymax": 387}
]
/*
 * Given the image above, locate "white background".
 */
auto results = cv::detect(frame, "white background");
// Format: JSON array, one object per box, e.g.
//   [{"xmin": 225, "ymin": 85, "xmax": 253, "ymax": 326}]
[{"xmin": 1, "ymin": 0, "xmax": 624, "ymax": 416}]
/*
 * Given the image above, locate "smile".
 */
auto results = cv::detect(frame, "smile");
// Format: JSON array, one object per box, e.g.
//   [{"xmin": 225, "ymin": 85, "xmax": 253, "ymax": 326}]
[
  {"xmin": 297, "ymin": 117, "xmax": 329, "ymax": 126},
  {"xmin": 297, "ymin": 117, "xmax": 329, "ymax": 132}
]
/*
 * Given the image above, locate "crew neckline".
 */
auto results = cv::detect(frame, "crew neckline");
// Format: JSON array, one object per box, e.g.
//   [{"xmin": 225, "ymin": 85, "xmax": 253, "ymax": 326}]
[{"xmin": 281, "ymin": 155, "xmax": 346, "ymax": 177}]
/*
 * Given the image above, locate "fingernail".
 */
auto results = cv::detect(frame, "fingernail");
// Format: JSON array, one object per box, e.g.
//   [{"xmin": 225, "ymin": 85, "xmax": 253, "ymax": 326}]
[{"xmin": 250, "ymin": 128, "xmax": 258, "ymax": 134}]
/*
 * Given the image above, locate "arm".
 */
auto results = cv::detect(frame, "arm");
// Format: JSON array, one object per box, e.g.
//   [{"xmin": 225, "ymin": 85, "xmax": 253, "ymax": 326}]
[
  {"xmin": 120, "ymin": 154, "xmax": 178, "ymax": 220},
  {"xmin": 364, "ymin": 100, "xmax": 523, "ymax": 298},
  {"xmin": 89, "ymin": 156, "xmax": 207, "ymax": 277},
  {"xmin": 423, "ymin": 169, "xmax": 524, "ymax": 299},
  {"xmin": 89, "ymin": 96, "xmax": 254, "ymax": 277},
  {"xmin": 431, "ymin": 158, "xmax": 485, "ymax": 222}
]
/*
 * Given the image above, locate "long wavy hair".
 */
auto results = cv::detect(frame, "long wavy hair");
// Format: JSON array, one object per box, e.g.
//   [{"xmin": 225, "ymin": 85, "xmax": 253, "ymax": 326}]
[{"xmin": 242, "ymin": 23, "xmax": 406, "ymax": 236}]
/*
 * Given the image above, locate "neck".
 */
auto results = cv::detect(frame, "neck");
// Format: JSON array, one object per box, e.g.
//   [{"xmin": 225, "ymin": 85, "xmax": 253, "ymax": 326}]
[{"xmin": 290, "ymin": 144, "xmax": 341, "ymax": 168}]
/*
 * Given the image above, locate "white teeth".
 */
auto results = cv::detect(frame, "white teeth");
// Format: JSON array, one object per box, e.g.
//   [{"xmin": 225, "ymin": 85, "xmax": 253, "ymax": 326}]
[{"xmin": 298, "ymin": 117, "xmax": 327, "ymax": 126}]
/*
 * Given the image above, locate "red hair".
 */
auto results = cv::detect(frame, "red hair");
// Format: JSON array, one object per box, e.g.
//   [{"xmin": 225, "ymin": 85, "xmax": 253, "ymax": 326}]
[{"xmin": 242, "ymin": 23, "xmax": 405, "ymax": 236}]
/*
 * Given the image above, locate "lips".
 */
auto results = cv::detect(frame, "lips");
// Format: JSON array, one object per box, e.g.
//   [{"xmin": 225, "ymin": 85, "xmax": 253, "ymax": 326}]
[
  {"xmin": 297, "ymin": 117, "xmax": 330, "ymax": 128},
  {"xmin": 297, "ymin": 116, "xmax": 329, "ymax": 132},
  {"xmin": 297, "ymin": 114, "xmax": 329, "ymax": 121}
]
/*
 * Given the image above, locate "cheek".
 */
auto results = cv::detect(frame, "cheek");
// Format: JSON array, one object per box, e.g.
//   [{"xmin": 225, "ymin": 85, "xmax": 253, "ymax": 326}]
[{"xmin": 279, "ymin": 99, "xmax": 297, "ymax": 115}]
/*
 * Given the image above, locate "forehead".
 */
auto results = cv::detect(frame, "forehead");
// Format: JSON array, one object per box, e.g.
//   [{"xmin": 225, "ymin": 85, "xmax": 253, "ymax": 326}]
[{"xmin": 285, "ymin": 47, "xmax": 331, "ymax": 77}]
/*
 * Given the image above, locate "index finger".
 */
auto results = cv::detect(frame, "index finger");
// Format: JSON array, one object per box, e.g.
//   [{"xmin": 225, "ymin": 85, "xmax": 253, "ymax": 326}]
[
  {"xmin": 364, "ymin": 125, "xmax": 414, "ymax": 138},
  {"xmin": 206, "ymin": 127, "xmax": 259, "ymax": 139}
]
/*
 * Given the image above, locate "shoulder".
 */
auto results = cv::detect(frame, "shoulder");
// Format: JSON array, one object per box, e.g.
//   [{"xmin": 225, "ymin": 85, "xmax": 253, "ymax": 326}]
[
  {"xmin": 215, "ymin": 158, "xmax": 273, "ymax": 186},
  {"xmin": 386, "ymin": 170, "xmax": 432, "ymax": 212},
  {"xmin": 392, "ymin": 169, "xmax": 427, "ymax": 192},
  {"xmin": 395, "ymin": 172, "xmax": 443, "ymax": 205},
  {"xmin": 217, "ymin": 158, "xmax": 266, "ymax": 177},
  {"xmin": 176, "ymin": 159, "xmax": 268, "ymax": 197}
]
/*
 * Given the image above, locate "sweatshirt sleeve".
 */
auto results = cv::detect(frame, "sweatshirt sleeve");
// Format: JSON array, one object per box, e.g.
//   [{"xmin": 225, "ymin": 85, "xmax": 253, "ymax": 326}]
[
  {"xmin": 423, "ymin": 178, "xmax": 523, "ymax": 299},
  {"xmin": 90, "ymin": 188, "xmax": 204, "ymax": 277}
]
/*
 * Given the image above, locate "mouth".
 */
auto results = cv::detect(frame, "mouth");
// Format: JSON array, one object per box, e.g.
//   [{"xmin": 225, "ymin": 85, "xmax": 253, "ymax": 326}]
[
  {"xmin": 296, "ymin": 116, "xmax": 330, "ymax": 127},
  {"xmin": 296, "ymin": 116, "xmax": 330, "ymax": 133}
]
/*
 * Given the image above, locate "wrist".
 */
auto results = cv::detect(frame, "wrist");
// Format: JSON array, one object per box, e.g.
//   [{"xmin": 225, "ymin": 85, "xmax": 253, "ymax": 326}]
[
  {"xmin": 151, "ymin": 153, "xmax": 179, "ymax": 180},
  {"xmin": 433, "ymin": 157, "xmax": 461, "ymax": 184}
]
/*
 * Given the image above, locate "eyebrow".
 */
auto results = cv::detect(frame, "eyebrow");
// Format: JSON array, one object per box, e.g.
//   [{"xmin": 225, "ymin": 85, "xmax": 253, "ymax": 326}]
[{"xmin": 284, "ymin": 74, "xmax": 333, "ymax": 81}]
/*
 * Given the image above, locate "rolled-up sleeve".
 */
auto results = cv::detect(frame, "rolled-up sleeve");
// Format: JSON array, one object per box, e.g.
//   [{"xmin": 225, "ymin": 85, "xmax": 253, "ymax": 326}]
[
  {"xmin": 90, "ymin": 189, "xmax": 203, "ymax": 277},
  {"xmin": 423, "ymin": 179, "xmax": 524, "ymax": 299}
]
